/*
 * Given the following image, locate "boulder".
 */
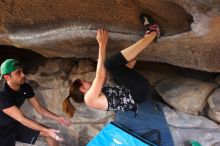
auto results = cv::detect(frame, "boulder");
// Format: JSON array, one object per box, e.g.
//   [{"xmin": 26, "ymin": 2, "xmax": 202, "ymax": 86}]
[
  {"xmin": 207, "ymin": 88, "xmax": 220, "ymax": 123},
  {"xmin": 156, "ymin": 76, "xmax": 217, "ymax": 115},
  {"xmin": 162, "ymin": 103, "xmax": 220, "ymax": 146},
  {"xmin": 1, "ymin": 0, "xmax": 220, "ymax": 72}
]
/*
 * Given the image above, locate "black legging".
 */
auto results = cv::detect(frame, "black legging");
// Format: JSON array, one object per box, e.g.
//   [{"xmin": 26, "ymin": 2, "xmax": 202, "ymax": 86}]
[{"xmin": 104, "ymin": 52, "xmax": 152, "ymax": 104}]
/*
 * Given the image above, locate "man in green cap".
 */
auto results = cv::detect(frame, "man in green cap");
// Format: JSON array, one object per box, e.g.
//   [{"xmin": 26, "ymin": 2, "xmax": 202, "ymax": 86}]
[{"xmin": 0, "ymin": 59, "xmax": 72, "ymax": 146}]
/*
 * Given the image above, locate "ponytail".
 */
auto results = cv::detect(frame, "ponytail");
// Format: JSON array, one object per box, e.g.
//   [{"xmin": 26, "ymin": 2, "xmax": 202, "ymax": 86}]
[
  {"xmin": 63, "ymin": 96, "xmax": 76, "ymax": 118},
  {"xmin": 62, "ymin": 79, "xmax": 84, "ymax": 117}
]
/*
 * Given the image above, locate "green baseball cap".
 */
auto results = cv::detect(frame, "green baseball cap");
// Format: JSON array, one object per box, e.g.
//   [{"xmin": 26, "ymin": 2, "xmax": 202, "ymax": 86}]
[{"xmin": 0, "ymin": 59, "xmax": 23, "ymax": 79}]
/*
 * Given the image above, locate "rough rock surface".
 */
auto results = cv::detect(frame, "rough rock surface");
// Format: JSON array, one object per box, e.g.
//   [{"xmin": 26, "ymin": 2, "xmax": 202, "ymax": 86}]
[
  {"xmin": 155, "ymin": 76, "xmax": 217, "ymax": 115},
  {"xmin": 207, "ymin": 88, "xmax": 220, "ymax": 123},
  {"xmin": 0, "ymin": 0, "xmax": 220, "ymax": 72},
  {"xmin": 162, "ymin": 104, "xmax": 220, "ymax": 146}
]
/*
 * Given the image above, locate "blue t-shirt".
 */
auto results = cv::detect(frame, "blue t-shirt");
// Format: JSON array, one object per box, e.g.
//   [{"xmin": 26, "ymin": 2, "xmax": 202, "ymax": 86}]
[{"xmin": 0, "ymin": 82, "xmax": 35, "ymax": 133}]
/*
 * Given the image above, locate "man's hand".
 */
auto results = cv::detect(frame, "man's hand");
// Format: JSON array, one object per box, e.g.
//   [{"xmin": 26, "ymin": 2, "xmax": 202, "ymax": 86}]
[
  {"xmin": 96, "ymin": 28, "xmax": 108, "ymax": 49},
  {"xmin": 57, "ymin": 116, "xmax": 72, "ymax": 126},
  {"xmin": 47, "ymin": 129, "xmax": 64, "ymax": 141},
  {"xmin": 28, "ymin": 97, "xmax": 72, "ymax": 126}
]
